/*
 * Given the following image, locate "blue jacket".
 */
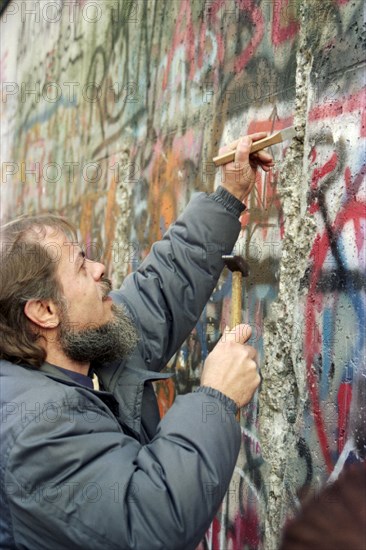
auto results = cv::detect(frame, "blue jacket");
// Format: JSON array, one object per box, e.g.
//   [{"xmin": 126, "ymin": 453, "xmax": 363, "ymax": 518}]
[{"xmin": 0, "ymin": 189, "xmax": 243, "ymax": 549}]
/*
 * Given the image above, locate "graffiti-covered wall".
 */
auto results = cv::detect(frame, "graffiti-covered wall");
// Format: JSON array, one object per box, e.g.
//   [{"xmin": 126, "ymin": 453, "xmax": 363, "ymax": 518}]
[{"xmin": 1, "ymin": 1, "xmax": 365, "ymax": 548}]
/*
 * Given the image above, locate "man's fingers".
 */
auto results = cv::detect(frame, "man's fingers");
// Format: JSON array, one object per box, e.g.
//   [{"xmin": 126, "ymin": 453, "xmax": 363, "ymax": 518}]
[
  {"xmin": 235, "ymin": 136, "xmax": 252, "ymax": 163},
  {"xmin": 220, "ymin": 323, "xmax": 253, "ymax": 345},
  {"xmin": 219, "ymin": 137, "xmax": 248, "ymax": 157},
  {"xmin": 218, "ymin": 132, "xmax": 269, "ymax": 156},
  {"xmin": 218, "ymin": 139, "xmax": 240, "ymax": 155},
  {"xmin": 252, "ymin": 150, "xmax": 274, "ymax": 163},
  {"xmin": 248, "ymin": 131, "xmax": 269, "ymax": 141},
  {"xmin": 250, "ymin": 150, "xmax": 275, "ymax": 171}
]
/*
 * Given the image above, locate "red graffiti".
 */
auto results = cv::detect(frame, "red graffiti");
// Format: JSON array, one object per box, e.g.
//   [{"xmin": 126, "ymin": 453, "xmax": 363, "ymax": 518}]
[
  {"xmin": 209, "ymin": 510, "xmax": 260, "ymax": 550},
  {"xmin": 272, "ymin": 0, "xmax": 299, "ymax": 46},
  {"xmin": 204, "ymin": 0, "xmax": 266, "ymax": 72},
  {"xmin": 309, "ymin": 88, "xmax": 366, "ymax": 137},
  {"xmin": 162, "ymin": 0, "xmax": 227, "ymax": 88},
  {"xmin": 234, "ymin": 0, "xmax": 264, "ymax": 73},
  {"xmin": 309, "ymin": 151, "xmax": 338, "ymax": 214},
  {"xmin": 337, "ymin": 382, "xmax": 353, "ymax": 455},
  {"xmin": 162, "ymin": 0, "xmax": 301, "ymax": 96},
  {"xmin": 227, "ymin": 511, "xmax": 260, "ymax": 549},
  {"xmin": 162, "ymin": 0, "xmax": 195, "ymax": 91}
]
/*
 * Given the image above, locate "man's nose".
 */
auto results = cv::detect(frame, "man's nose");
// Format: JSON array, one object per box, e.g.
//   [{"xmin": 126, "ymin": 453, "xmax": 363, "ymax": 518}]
[{"xmin": 89, "ymin": 260, "xmax": 105, "ymax": 281}]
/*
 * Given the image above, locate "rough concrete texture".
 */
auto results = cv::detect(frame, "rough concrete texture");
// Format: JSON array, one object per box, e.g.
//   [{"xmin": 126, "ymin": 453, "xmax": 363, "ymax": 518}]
[
  {"xmin": 1, "ymin": 1, "xmax": 365, "ymax": 548},
  {"xmin": 258, "ymin": 4, "xmax": 317, "ymax": 548}
]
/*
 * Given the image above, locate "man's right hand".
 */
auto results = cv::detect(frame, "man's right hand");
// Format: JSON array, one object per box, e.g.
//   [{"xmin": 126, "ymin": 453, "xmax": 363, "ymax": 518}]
[{"xmin": 200, "ymin": 324, "xmax": 260, "ymax": 408}]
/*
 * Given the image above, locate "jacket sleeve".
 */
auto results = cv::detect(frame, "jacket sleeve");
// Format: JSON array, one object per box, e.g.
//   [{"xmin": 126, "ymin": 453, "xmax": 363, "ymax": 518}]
[
  {"xmin": 111, "ymin": 188, "xmax": 244, "ymax": 371},
  {"xmin": 6, "ymin": 389, "xmax": 241, "ymax": 550}
]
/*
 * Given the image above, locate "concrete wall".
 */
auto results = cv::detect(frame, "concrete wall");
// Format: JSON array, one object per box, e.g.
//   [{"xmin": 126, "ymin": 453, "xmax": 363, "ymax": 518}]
[{"xmin": 1, "ymin": 1, "xmax": 365, "ymax": 548}]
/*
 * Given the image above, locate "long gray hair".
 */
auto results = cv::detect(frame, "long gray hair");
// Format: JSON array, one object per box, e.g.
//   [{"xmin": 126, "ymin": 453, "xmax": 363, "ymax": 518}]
[{"xmin": 0, "ymin": 214, "xmax": 77, "ymax": 367}]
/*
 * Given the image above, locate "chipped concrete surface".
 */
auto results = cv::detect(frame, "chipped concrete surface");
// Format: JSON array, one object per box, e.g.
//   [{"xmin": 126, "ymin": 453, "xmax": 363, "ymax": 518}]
[
  {"xmin": 259, "ymin": 3, "xmax": 317, "ymax": 548},
  {"xmin": 114, "ymin": 151, "xmax": 134, "ymax": 287}
]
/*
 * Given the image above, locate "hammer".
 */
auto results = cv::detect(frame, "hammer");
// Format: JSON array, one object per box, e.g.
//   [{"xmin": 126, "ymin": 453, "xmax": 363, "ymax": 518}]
[{"xmin": 222, "ymin": 254, "xmax": 249, "ymax": 420}]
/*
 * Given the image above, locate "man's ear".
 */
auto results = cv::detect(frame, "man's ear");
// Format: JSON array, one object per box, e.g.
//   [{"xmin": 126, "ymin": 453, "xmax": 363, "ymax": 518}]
[{"xmin": 24, "ymin": 300, "xmax": 61, "ymax": 329}]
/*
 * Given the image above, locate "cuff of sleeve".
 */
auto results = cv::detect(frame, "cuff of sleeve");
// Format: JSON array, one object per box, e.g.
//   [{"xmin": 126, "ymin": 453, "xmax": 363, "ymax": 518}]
[
  {"xmin": 209, "ymin": 186, "xmax": 246, "ymax": 218},
  {"xmin": 194, "ymin": 386, "xmax": 238, "ymax": 416}
]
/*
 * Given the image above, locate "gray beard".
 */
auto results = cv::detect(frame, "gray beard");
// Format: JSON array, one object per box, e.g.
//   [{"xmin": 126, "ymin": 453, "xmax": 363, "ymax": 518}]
[{"xmin": 58, "ymin": 303, "xmax": 139, "ymax": 364}]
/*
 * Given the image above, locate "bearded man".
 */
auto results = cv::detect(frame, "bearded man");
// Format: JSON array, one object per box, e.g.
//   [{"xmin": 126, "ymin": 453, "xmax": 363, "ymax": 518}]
[{"xmin": 0, "ymin": 135, "xmax": 273, "ymax": 549}]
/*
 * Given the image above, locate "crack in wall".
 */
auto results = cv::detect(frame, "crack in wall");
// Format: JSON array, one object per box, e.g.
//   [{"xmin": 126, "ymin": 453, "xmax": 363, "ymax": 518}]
[{"xmin": 258, "ymin": 2, "xmax": 317, "ymax": 548}]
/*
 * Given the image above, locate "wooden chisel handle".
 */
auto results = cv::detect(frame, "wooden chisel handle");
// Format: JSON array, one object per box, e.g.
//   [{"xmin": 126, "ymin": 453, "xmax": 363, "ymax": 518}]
[{"xmin": 212, "ymin": 128, "xmax": 295, "ymax": 166}]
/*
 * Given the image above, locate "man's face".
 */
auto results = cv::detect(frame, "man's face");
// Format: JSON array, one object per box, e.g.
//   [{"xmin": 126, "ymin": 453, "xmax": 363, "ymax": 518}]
[
  {"xmin": 49, "ymin": 230, "xmax": 114, "ymax": 331},
  {"xmin": 44, "ymin": 228, "xmax": 138, "ymax": 363}
]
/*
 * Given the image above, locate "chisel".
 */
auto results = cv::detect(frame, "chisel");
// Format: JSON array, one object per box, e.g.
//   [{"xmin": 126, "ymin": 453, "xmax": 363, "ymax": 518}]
[{"xmin": 212, "ymin": 126, "xmax": 295, "ymax": 166}]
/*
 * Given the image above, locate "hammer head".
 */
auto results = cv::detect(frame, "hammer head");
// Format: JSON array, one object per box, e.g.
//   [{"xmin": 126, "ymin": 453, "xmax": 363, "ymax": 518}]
[{"xmin": 222, "ymin": 254, "xmax": 249, "ymax": 276}]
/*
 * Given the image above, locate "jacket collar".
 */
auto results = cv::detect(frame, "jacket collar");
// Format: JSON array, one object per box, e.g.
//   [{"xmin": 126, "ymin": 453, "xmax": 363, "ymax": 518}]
[{"xmin": 38, "ymin": 358, "xmax": 173, "ymax": 440}]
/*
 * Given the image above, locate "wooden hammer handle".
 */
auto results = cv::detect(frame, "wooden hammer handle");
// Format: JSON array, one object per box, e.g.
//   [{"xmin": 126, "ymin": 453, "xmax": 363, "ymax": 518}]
[
  {"xmin": 230, "ymin": 271, "xmax": 242, "ymax": 422},
  {"xmin": 231, "ymin": 271, "xmax": 242, "ymax": 329}
]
